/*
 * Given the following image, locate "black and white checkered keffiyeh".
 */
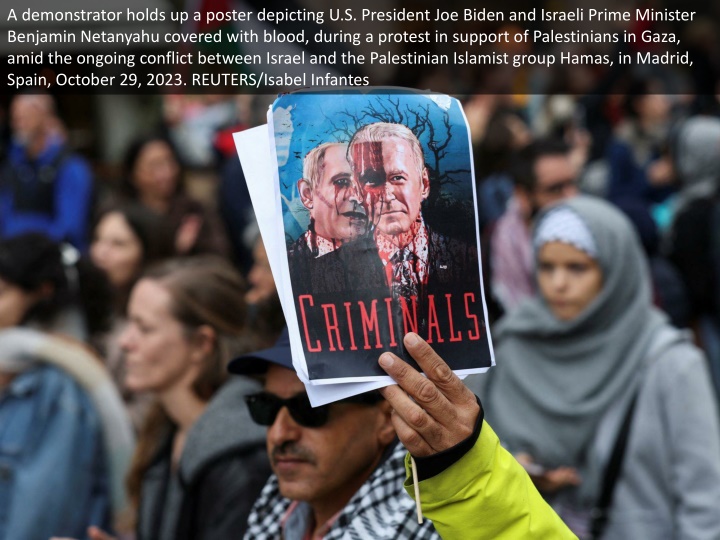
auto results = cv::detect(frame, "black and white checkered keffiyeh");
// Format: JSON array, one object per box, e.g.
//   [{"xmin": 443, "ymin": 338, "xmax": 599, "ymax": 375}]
[{"xmin": 244, "ymin": 442, "xmax": 439, "ymax": 540}]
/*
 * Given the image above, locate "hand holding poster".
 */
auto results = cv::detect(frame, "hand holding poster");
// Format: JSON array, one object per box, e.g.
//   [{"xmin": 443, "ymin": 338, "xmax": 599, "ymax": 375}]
[{"xmin": 237, "ymin": 88, "xmax": 495, "ymax": 403}]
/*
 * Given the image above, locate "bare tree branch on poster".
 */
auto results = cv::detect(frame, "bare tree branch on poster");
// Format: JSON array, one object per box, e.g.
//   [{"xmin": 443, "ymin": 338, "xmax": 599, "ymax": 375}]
[{"xmin": 322, "ymin": 97, "xmax": 470, "ymax": 203}]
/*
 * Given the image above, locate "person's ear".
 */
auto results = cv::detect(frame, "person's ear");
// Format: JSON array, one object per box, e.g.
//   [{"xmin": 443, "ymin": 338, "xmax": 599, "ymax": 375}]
[
  {"xmin": 189, "ymin": 325, "xmax": 216, "ymax": 364},
  {"xmin": 375, "ymin": 400, "xmax": 397, "ymax": 447},
  {"xmin": 420, "ymin": 168, "xmax": 430, "ymax": 201},
  {"xmin": 298, "ymin": 178, "xmax": 314, "ymax": 210}
]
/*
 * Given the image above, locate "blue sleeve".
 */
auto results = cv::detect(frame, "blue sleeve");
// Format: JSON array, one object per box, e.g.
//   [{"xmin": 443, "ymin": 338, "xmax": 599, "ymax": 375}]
[
  {"xmin": 606, "ymin": 140, "xmax": 675, "ymax": 205},
  {"xmin": 53, "ymin": 156, "xmax": 94, "ymax": 252},
  {"xmin": 0, "ymin": 368, "xmax": 110, "ymax": 539},
  {"xmin": 606, "ymin": 141, "xmax": 645, "ymax": 203},
  {"xmin": 0, "ymin": 188, "xmax": 10, "ymax": 237}
]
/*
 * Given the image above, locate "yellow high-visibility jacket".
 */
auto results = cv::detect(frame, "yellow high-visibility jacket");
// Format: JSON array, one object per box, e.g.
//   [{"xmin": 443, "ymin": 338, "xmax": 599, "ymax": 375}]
[{"xmin": 404, "ymin": 422, "xmax": 577, "ymax": 540}]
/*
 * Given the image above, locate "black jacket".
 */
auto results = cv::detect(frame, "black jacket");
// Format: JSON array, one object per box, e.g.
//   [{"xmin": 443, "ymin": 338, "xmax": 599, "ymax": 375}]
[{"xmin": 137, "ymin": 378, "xmax": 271, "ymax": 540}]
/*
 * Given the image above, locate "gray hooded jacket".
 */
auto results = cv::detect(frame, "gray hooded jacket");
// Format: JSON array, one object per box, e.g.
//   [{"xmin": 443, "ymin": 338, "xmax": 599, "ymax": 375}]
[{"xmin": 137, "ymin": 377, "xmax": 270, "ymax": 540}]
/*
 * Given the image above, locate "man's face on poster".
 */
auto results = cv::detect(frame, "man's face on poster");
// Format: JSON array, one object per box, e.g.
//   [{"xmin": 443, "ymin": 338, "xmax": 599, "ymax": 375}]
[
  {"xmin": 352, "ymin": 137, "xmax": 430, "ymax": 237},
  {"xmin": 298, "ymin": 144, "xmax": 367, "ymax": 243}
]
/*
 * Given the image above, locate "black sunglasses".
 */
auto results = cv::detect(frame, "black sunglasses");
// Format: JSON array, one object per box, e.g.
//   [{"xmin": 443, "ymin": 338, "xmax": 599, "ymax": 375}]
[{"xmin": 244, "ymin": 391, "xmax": 382, "ymax": 428}]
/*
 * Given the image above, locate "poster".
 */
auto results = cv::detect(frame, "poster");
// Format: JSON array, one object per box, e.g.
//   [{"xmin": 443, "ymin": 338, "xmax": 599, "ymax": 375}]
[{"xmin": 267, "ymin": 88, "xmax": 494, "ymax": 384}]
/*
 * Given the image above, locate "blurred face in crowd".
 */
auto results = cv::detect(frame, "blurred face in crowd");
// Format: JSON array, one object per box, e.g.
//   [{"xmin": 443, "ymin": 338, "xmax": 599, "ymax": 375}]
[
  {"xmin": 246, "ymin": 239, "xmax": 276, "ymax": 305},
  {"xmin": 0, "ymin": 278, "xmax": 39, "ymax": 328},
  {"xmin": 91, "ymin": 212, "xmax": 143, "ymax": 289},
  {"xmin": 120, "ymin": 279, "xmax": 204, "ymax": 394},
  {"xmin": 264, "ymin": 365, "xmax": 394, "ymax": 520},
  {"xmin": 537, "ymin": 241, "xmax": 603, "ymax": 321},
  {"xmin": 10, "ymin": 96, "xmax": 50, "ymax": 146},
  {"xmin": 529, "ymin": 154, "xmax": 579, "ymax": 213},
  {"xmin": 298, "ymin": 143, "xmax": 366, "ymax": 243},
  {"xmin": 132, "ymin": 140, "xmax": 181, "ymax": 204},
  {"xmin": 634, "ymin": 84, "xmax": 671, "ymax": 125}
]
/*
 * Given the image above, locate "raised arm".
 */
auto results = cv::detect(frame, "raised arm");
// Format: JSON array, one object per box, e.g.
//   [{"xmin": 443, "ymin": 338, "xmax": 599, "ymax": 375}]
[{"xmin": 379, "ymin": 333, "xmax": 577, "ymax": 540}]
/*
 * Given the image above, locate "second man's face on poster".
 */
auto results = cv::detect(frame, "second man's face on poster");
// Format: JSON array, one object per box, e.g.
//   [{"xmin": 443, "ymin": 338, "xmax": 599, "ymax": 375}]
[{"xmin": 353, "ymin": 137, "xmax": 429, "ymax": 238}]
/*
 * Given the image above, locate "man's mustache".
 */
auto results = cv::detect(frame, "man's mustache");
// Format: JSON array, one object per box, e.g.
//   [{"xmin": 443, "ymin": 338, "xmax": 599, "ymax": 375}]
[{"xmin": 271, "ymin": 441, "xmax": 317, "ymax": 465}]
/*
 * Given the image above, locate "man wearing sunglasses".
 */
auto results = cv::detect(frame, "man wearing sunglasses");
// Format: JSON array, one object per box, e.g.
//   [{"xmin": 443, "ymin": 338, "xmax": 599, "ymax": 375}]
[
  {"xmin": 490, "ymin": 138, "xmax": 579, "ymax": 313},
  {"xmin": 228, "ymin": 330, "xmax": 440, "ymax": 540}
]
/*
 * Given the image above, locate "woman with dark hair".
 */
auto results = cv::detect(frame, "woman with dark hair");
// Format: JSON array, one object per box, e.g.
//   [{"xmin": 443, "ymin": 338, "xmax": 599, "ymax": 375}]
[
  {"xmin": 477, "ymin": 196, "xmax": 720, "ymax": 539},
  {"xmin": 91, "ymin": 203, "xmax": 175, "ymax": 314},
  {"xmin": 74, "ymin": 257, "xmax": 270, "ymax": 540},
  {"xmin": 121, "ymin": 135, "xmax": 229, "ymax": 257},
  {"xmin": 0, "ymin": 233, "xmax": 134, "ymax": 539},
  {"xmin": 90, "ymin": 204, "xmax": 176, "ymax": 428}
]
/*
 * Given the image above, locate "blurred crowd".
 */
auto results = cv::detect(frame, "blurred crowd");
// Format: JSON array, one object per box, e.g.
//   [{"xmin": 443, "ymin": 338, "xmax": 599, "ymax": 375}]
[{"xmin": 1, "ymin": 78, "xmax": 720, "ymax": 540}]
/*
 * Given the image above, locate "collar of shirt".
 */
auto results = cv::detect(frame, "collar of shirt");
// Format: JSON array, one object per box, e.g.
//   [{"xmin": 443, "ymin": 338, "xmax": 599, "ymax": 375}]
[
  {"xmin": 281, "ymin": 500, "xmax": 342, "ymax": 540},
  {"xmin": 303, "ymin": 230, "xmax": 339, "ymax": 258}
]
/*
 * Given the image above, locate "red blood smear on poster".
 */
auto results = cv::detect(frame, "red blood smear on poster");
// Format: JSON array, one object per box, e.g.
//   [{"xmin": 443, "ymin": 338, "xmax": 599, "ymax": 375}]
[{"xmin": 351, "ymin": 141, "xmax": 386, "ymax": 229}]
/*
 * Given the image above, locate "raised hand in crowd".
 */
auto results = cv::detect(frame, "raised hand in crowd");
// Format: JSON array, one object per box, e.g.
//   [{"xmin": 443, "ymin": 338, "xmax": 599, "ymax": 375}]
[{"xmin": 377, "ymin": 332, "xmax": 480, "ymax": 456}]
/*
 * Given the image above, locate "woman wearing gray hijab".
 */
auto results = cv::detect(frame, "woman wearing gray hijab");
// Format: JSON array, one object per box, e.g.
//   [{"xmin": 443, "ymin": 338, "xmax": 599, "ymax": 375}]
[{"xmin": 476, "ymin": 195, "xmax": 720, "ymax": 539}]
